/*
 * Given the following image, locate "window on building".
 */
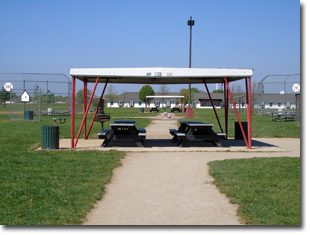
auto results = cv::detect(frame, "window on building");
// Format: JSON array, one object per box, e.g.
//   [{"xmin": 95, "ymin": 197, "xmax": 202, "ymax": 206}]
[{"xmin": 200, "ymin": 99, "xmax": 221, "ymax": 107}]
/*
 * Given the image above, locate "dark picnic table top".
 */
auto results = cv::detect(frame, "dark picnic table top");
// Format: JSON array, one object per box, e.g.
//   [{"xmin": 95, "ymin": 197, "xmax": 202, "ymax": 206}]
[{"xmin": 114, "ymin": 120, "xmax": 136, "ymax": 124}]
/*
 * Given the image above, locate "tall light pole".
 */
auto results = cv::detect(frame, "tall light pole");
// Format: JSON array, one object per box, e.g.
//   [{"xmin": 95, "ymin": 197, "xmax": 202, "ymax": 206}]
[{"xmin": 185, "ymin": 16, "xmax": 195, "ymax": 118}]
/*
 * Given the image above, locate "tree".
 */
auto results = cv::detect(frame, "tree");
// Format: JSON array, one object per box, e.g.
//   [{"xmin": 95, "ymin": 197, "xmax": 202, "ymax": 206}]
[
  {"xmin": 139, "ymin": 85, "xmax": 155, "ymax": 103},
  {"xmin": 230, "ymin": 85, "xmax": 244, "ymax": 95},
  {"xmin": 158, "ymin": 84, "xmax": 169, "ymax": 96},
  {"xmin": 158, "ymin": 84, "xmax": 170, "ymax": 104},
  {"xmin": 104, "ymin": 84, "xmax": 118, "ymax": 103},
  {"xmin": 179, "ymin": 88, "xmax": 199, "ymax": 105},
  {"xmin": 0, "ymin": 88, "xmax": 10, "ymax": 107},
  {"xmin": 212, "ymin": 89, "xmax": 224, "ymax": 93},
  {"xmin": 251, "ymin": 81, "xmax": 258, "ymax": 105},
  {"xmin": 76, "ymin": 89, "xmax": 91, "ymax": 103}
]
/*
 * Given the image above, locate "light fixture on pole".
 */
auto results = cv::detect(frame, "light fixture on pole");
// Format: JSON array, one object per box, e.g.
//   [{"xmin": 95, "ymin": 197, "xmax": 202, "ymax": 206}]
[{"xmin": 185, "ymin": 16, "xmax": 195, "ymax": 118}]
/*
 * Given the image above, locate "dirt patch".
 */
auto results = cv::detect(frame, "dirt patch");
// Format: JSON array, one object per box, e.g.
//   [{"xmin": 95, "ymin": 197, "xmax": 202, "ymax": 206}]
[{"xmin": 81, "ymin": 119, "xmax": 300, "ymax": 225}]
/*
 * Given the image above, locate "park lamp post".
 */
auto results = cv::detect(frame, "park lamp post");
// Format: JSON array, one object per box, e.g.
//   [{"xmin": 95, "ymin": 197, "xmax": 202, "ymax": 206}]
[
  {"xmin": 187, "ymin": 16, "xmax": 194, "ymax": 106},
  {"xmin": 184, "ymin": 16, "xmax": 195, "ymax": 118}
]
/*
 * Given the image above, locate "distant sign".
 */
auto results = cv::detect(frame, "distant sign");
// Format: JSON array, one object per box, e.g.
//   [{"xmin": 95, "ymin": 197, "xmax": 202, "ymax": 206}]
[
  {"xmin": 3, "ymin": 82, "xmax": 13, "ymax": 92},
  {"xmin": 292, "ymin": 83, "xmax": 300, "ymax": 93},
  {"xmin": 21, "ymin": 90, "xmax": 30, "ymax": 102}
]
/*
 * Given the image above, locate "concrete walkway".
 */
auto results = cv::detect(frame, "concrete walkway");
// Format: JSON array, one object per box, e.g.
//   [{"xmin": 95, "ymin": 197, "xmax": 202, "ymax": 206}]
[{"xmin": 80, "ymin": 119, "xmax": 300, "ymax": 225}]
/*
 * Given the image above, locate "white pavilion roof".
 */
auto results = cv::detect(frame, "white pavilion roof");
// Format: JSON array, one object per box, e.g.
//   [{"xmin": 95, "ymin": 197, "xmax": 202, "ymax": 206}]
[{"xmin": 70, "ymin": 67, "xmax": 253, "ymax": 84}]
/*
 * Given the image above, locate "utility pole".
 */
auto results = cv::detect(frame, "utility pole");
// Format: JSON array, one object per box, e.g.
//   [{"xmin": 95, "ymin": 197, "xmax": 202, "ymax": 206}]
[{"xmin": 185, "ymin": 16, "xmax": 195, "ymax": 118}]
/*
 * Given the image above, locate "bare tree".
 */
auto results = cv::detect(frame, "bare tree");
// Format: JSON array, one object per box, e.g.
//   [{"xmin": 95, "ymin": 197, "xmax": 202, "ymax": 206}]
[
  {"xmin": 104, "ymin": 84, "xmax": 118, "ymax": 104},
  {"xmin": 158, "ymin": 85, "xmax": 170, "ymax": 106},
  {"xmin": 158, "ymin": 84, "xmax": 170, "ymax": 96}
]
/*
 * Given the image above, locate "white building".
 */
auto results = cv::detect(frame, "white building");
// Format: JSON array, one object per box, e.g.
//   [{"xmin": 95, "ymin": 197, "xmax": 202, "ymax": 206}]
[
  {"xmin": 260, "ymin": 94, "xmax": 297, "ymax": 109},
  {"xmin": 106, "ymin": 91, "xmax": 225, "ymax": 109}
]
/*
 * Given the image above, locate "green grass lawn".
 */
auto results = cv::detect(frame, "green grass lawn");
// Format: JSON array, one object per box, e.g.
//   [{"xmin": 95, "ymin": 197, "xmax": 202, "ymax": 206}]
[
  {"xmin": 177, "ymin": 108, "xmax": 300, "ymax": 138},
  {"xmin": 208, "ymin": 157, "xmax": 300, "ymax": 225},
  {"xmin": 0, "ymin": 111, "xmax": 152, "ymax": 225},
  {"xmin": 0, "ymin": 107, "xmax": 301, "ymax": 225},
  {"xmin": 1, "ymin": 150, "xmax": 125, "ymax": 225}
]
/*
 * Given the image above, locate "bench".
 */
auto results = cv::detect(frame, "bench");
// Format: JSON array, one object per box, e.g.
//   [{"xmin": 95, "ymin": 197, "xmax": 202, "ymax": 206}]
[
  {"xmin": 97, "ymin": 129, "xmax": 112, "ymax": 139},
  {"xmin": 169, "ymin": 129, "xmax": 177, "ymax": 135},
  {"xmin": 271, "ymin": 113, "xmax": 296, "ymax": 122},
  {"xmin": 53, "ymin": 118, "xmax": 67, "ymax": 124},
  {"xmin": 174, "ymin": 132, "xmax": 186, "ymax": 146},
  {"xmin": 149, "ymin": 107, "xmax": 160, "ymax": 113},
  {"xmin": 214, "ymin": 132, "xmax": 227, "ymax": 147},
  {"xmin": 138, "ymin": 128, "xmax": 147, "ymax": 141}
]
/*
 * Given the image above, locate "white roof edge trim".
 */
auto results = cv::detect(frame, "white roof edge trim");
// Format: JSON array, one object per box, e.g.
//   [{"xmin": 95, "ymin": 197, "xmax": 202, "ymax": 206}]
[{"xmin": 70, "ymin": 67, "xmax": 254, "ymax": 77}]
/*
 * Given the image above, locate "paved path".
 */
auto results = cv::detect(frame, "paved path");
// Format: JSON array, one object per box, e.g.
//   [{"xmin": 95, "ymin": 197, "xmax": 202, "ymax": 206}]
[{"xmin": 82, "ymin": 119, "xmax": 300, "ymax": 225}]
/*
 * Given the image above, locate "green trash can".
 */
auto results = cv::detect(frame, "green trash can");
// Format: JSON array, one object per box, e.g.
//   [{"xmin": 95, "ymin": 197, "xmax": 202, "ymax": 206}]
[
  {"xmin": 140, "ymin": 108, "xmax": 144, "ymax": 113},
  {"xmin": 234, "ymin": 122, "xmax": 248, "ymax": 140},
  {"xmin": 24, "ymin": 111, "xmax": 34, "ymax": 120},
  {"xmin": 41, "ymin": 126, "xmax": 59, "ymax": 149}
]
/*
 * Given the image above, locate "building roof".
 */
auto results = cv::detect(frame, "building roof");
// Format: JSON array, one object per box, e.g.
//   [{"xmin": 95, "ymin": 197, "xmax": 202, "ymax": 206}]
[
  {"xmin": 110, "ymin": 91, "xmax": 224, "ymax": 102},
  {"xmin": 70, "ymin": 67, "xmax": 253, "ymax": 84},
  {"xmin": 193, "ymin": 92, "xmax": 224, "ymax": 100},
  {"xmin": 261, "ymin": 94, "xmax": 296, "ymax": 102}
]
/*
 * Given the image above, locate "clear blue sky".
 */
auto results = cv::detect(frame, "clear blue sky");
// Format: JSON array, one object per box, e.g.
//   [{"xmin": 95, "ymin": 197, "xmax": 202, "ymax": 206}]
[{"xmin": 0, "ymin": 0, "xmax": 300, "ymax": 94}]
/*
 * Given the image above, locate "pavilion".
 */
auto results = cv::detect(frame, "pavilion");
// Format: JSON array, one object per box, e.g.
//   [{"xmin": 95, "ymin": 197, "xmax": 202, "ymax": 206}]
[{"xmin": 70, "ymin": 67, "xmax": 253, "ymax": 149}]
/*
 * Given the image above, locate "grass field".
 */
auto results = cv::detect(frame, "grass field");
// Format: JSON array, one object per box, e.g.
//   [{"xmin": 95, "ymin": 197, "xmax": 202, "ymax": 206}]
[
  {"xmin": 208, "ymin": 157, "xmax": 300, "ymax": 225},
  {"xmin": 177, "ymin": 108, "xmax": 300, "ymax": 138},
  {"xmin": 0, "ymin": 107, "xmax": 301, "ymax": 225},
  {"xmin": 0, "ymin": 110, "xmax": 151, "ymax": 225}
]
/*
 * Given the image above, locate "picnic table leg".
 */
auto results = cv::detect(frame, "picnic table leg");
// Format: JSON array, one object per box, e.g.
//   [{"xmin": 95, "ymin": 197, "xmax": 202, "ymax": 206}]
[
  {"xmin": 212, "ymin": 139, "xmax": 223, "ymax": 147},
  {"xmin": 135, "ymin": 140, "xmax": 144, "ymax": 147},
  {"xmin": 179, "ymin": 138, "xmax": 187, "ymax": 147},
  {"xmin": 102, "ymin": 131, "xmax": 114, "ymax": 147}
]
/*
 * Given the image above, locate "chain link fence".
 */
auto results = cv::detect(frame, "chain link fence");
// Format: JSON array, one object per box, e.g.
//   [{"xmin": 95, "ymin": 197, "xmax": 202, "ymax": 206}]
[{"xmin": 0, "ymin": 73, "xmax": 71, "ymax": 120}]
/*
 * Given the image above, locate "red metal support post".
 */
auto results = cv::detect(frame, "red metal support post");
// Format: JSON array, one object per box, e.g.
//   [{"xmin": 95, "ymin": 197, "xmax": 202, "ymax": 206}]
[
  {"xmin": 74, "ymin": 77, "xmax": 100, "ymax": 148},
  {"xmin": 83, "ymin": 80, "xmax": 87, "ymax": 139},
  {"xmin": 224, "ymin": 77, "xmax": 249, "ymax": 148},
  {"xmin": 245, "ymin": 78, "xmax": 249, "ymax": 107},
  {"xmin": 203, "ymin": 80, "xmax": 224, "ymax": 133},
  {"xmin": 86, "ymin": 79, "xmax": 109, "ymax": 139},
  {"xmin": 71, "ymin": 76, "xmax": 76, "ymax": 148},
  {"xmin": 224, "ymin": 82, "xmax": 228, "ymax": 139},
  {"xmin": 247, "ymin": 77, "xmax": 252, "ymax": 148}
]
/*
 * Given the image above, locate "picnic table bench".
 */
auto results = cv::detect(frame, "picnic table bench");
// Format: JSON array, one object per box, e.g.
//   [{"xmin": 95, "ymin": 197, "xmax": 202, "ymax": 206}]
[
  {"xmin": 170, "ymin": 107, "xmax": 182, "ymax": 113},
  {"xmin": 170, "ymin": 121, "xmax": 226, "ymax": 147},
  {"xmin": 97, "ymin": 120, "xmax": 146, "ymax": 147},
  {"xmin": 149, "ymin": 107, "xmax": 160, "ymax": 113},
  {"xmin": 53, "ymin": 117, "xmax": 67, "ymax": 124},
  {"xmin": 271, "ymin": 112, "xmax": 296, "ymax": 122}
]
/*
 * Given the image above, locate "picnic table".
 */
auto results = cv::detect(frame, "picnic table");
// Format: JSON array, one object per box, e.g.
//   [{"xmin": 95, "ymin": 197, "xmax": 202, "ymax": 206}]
[
  {"xmin": 149, "ymin": 107, "xmax": 160, "ymax": 113},
  {"xmin": 98, "ymin": 120, "xmax": 146, "ymax": 147},
  {"xmin": 170, "ymin": 107, "xmax": 182, "ymax": 113},
  {"xmin": 53, "ymin": 117, "xmax": 67, "ymax": 124},
  {"xmin": 271, "ymin": 112, "xmax": 296, "ymax": 122},
  {"xmin": 169, "ymin": 121, "xmax": 226, "ymax": 147}
]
